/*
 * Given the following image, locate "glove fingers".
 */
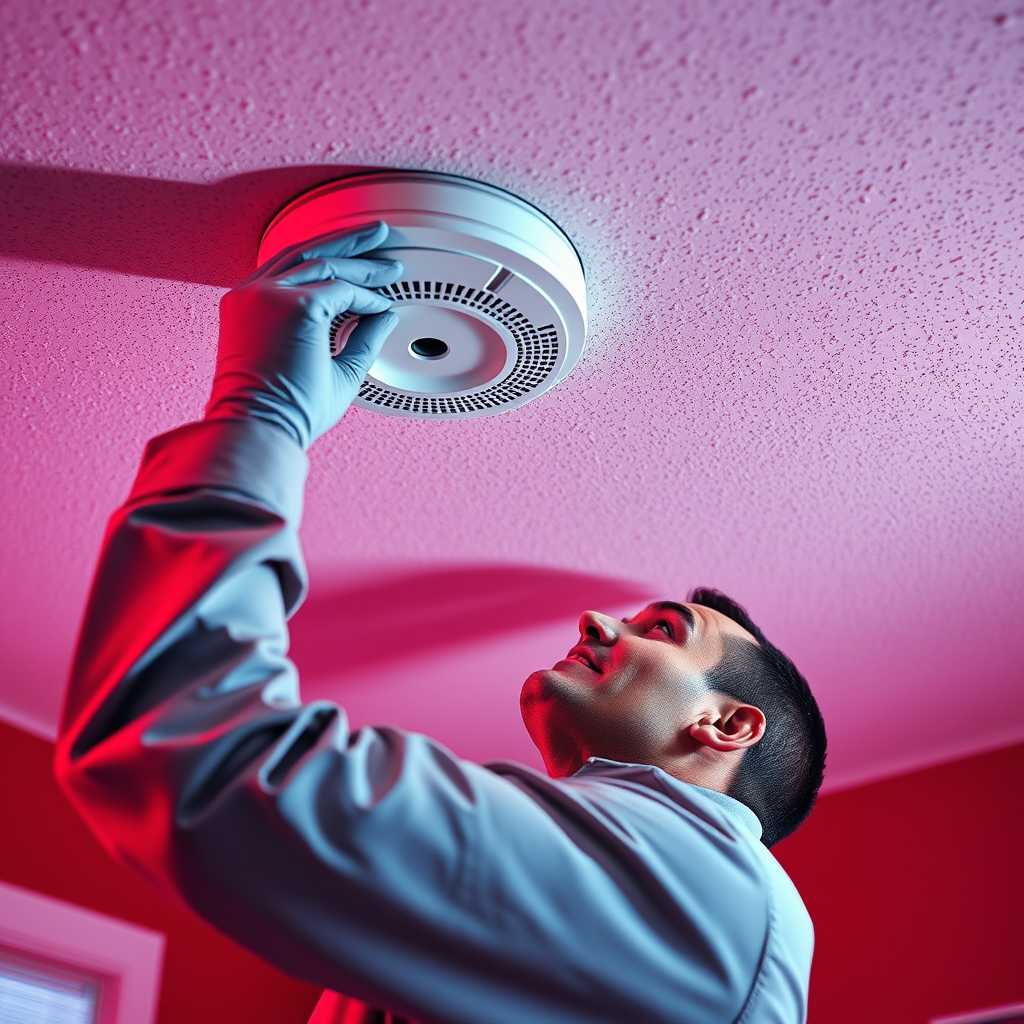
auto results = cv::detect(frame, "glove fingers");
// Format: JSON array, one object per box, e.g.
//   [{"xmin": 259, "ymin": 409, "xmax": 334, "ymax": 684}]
[
  {"xmin": 302, "ymin": 278, "xmax": 394, "ymax": 317},
  {"xmin": 274, "ymin": 255, "xmax": 403, "ymax": 288},
  {"xmin": 250, "ymin": 221, "xmax": 390, "ymax": 281},
  {"xmin": 332, "ymin": 311, "xmax": 400, "ymax": 380}
]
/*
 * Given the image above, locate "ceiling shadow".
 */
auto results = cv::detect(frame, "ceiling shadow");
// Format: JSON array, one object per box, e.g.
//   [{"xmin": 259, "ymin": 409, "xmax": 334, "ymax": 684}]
[
  {"xmin": 0, "ymin": 160, "xmax": 405, "ymax": 288},
  {"xmin": 288, "ymin": 561, "xmax": 658, "ymax": 686}
]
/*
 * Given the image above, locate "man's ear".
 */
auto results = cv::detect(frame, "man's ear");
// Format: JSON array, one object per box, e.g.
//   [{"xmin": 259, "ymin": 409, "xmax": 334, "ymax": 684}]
[{"xmin": 689, "ymin": 703, "xmax": 766, "ymax": 752}]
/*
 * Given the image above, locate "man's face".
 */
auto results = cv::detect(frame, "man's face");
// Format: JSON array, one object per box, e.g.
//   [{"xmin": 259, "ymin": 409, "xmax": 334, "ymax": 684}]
[{"xmin": 520, "ymin": 601, "xmax": 761, "ymax": 778}]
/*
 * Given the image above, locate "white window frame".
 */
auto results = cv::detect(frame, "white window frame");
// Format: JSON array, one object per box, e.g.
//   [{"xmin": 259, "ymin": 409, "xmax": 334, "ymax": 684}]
[{"xmin": 0, "ymin": 879, "xmax": 164, "ymax": 1024}]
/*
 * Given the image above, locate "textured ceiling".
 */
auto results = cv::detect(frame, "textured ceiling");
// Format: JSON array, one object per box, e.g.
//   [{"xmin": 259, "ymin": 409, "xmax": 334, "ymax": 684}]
[{"xmin": 2, "ymin": 0, "xmax": 1021, "ymax": 794}]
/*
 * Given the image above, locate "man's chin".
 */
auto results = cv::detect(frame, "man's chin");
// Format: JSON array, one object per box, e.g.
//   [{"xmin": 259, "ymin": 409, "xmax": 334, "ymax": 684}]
[
  {"xmin": 521, "ymin": 668, "xmax": 558, "ymax": 703},
  {"xmin": 523, "ymin": 664, "xmax": 587, "ymax": 696}
]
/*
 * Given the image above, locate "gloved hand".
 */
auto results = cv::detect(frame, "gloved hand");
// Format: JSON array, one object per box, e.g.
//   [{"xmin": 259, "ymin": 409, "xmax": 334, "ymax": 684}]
[{"xmin": 204, "ymin": 220, "xmax": 404, "ymax": 450}]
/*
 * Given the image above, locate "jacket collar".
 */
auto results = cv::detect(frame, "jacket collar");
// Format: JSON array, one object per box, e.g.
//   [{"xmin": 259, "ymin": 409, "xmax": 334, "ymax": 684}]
[{"xmin": 571, "ymin": 756, "xmax": 764, "ymax": 843}]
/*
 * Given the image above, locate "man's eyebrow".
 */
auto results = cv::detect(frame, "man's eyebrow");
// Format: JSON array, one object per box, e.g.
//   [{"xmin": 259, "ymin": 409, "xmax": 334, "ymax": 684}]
[{"xmin": 639, "ymin": 601, "xmax": 698, "ymax": 634}]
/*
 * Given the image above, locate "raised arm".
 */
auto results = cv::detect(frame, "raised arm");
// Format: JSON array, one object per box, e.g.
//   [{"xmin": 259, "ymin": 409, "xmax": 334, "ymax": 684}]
[{"xmin": 53, "ymin": 224, "xmax": 768, "ymax": 1022}]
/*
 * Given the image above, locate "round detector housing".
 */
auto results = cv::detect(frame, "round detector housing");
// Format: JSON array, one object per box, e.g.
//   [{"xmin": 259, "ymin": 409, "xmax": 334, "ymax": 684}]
[{"xmin": 257, "ymin": 169, "xmax": 588, "ymax": 419}]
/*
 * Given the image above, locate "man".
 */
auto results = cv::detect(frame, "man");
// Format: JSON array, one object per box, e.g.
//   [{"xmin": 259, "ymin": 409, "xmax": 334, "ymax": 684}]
[{"xmin": 54, "ymin": 221, "xmax": 828, "ymax": 1023}]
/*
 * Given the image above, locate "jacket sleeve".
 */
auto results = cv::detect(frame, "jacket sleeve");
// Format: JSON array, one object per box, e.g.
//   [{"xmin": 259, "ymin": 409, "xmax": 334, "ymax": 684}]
[
  {"xmin": 52, "ymin": 417, "xmax": 757, "ymax": 1024},
  {"xmin": 53, "ymin": 417, "xmax": 492, "ymax": 1012}
]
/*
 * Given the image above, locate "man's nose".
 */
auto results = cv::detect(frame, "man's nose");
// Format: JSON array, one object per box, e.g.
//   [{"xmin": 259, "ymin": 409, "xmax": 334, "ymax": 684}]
[{"xmin": 578, "ymin": 610, "xmax": 619, "ymax": 644}]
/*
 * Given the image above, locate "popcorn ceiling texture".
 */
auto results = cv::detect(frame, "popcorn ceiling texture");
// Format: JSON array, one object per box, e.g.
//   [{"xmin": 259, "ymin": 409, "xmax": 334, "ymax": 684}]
[{"xmin": 1, "ymin": 0, "xmax": 1021, "ymax": 791}]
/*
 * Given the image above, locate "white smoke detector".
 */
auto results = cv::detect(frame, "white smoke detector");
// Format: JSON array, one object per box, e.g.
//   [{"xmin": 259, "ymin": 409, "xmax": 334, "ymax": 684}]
[{"xmin": 257, "ymin": 169, "xmax": 588, "ymax": 419}]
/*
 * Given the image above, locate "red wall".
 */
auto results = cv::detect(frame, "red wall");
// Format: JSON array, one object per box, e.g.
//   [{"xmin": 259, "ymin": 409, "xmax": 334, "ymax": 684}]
[
  {"xmin": 2, "ymin": 716, "xmax": 1020, "ymax": 1023},
  {"xmin": 773, "ymin": 740, "xmax": 1022, "ymax": 1023}
]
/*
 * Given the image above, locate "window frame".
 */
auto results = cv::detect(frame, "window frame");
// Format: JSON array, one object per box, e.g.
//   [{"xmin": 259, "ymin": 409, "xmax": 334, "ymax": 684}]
[{"xmin": 0, "ymin": 878, "xmax": 163, "ymax": 1024}]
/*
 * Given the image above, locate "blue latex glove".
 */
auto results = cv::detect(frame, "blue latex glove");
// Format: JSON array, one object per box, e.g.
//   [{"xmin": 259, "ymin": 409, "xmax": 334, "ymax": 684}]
[{"xmin": 204, "ymin": 220, "xmax": 404, "ymax": 449}]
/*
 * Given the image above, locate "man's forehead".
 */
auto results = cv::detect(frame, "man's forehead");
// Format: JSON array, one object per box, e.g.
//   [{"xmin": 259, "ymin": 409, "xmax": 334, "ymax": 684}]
[{"xmin": 688, "ymin": 602, "xmax": 761, "ymax": 649}]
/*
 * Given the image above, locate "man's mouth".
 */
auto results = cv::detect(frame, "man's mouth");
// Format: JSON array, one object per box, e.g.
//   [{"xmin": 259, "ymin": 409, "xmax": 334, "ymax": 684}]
[{"xmin": 564, "ymin": 646, "xmax": 601, "ymax": 672}]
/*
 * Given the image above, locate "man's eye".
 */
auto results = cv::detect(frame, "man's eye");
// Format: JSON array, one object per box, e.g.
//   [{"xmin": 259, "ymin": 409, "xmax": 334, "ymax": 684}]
[{"xmin": 649, "ymin": 621, "xmax": 673, "ymax": 637}]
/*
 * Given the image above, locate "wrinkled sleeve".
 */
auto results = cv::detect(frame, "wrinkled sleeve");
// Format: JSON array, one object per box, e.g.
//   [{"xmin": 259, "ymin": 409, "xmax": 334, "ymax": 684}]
[{"xmin": 52, "ymin": 417, "xmax": 743, "ymax": 1024}]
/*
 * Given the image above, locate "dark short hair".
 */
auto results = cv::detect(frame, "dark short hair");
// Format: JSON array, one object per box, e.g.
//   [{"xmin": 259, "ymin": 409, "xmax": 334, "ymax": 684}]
[{"xmin": 685, "ymin": 586, "xmax": 828, "ymax": 848}]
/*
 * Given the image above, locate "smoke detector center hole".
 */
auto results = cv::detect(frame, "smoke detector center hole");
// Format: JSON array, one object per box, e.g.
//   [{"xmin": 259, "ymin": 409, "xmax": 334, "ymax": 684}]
[{"xmin": 410, "ymin": 337, "xmax": 449, "ymax": 360}]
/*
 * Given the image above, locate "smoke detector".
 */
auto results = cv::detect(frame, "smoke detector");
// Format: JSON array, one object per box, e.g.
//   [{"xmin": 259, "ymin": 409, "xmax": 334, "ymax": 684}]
[{"xmin": 257, "ymin": 169, "xmax": 588, "ymax": 419}]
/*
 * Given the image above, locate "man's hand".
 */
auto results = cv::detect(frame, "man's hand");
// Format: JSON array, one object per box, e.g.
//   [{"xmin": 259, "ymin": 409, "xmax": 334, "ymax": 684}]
[{"xmin": 204, "ymin": 220, "xmax": 404, "ymax": 450}]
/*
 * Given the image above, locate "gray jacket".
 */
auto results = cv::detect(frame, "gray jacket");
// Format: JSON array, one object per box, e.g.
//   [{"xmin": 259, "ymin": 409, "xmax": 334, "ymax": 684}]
[{"xmin": 54, "ymin": 417, "xmax": 814, "ymax": 1023}]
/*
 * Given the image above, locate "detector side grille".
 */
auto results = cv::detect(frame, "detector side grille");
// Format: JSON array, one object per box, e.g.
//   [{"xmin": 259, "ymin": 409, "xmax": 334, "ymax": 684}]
[{"xmin": 330, "ymin": 281, "xmax": 559, "ymax": 416}]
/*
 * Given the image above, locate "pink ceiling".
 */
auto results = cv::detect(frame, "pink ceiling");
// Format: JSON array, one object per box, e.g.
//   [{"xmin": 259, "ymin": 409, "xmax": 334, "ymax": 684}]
[{"xmin": 2, "ymin": 0, "xmax": 1021, "ymax": 794}]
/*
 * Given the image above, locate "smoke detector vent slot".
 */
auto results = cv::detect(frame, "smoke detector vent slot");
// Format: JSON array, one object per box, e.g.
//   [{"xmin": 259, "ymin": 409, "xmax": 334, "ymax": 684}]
[{"xmin": 257, "ymin": 169, "xmax": 588, "ymax": 419}]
